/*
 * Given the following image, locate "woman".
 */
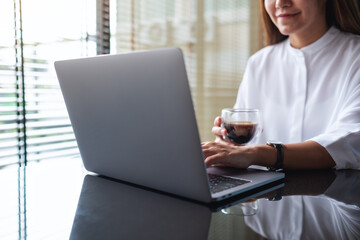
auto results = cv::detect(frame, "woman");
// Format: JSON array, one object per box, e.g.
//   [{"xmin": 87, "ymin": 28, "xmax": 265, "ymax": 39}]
[{"xmin": 202, "ymin": 0, "xmax": 360, "ymax": 170}]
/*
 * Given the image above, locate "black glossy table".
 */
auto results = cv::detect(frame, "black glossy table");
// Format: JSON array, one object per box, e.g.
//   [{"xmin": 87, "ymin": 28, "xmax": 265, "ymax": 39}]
[{"xmin": 1, "ymin": 157, "xmax": 359, "ymax": 240}]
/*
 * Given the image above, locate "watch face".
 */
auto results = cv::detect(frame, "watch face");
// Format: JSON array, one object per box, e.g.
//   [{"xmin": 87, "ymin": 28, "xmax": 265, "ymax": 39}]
[{"xmin": 266, "ymin": 141, "xmax": 283, "ymax": 145}]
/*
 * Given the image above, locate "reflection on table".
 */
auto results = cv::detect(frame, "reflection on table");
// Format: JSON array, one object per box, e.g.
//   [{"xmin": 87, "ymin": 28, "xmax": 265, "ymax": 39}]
[
  {"xmin": 70, "ymin": 174, "xmax": 211, "ymax": 240},
  {"xmin": 70, "ymin": 169, "xmax": 360, "ymax": 240},
  {"xmin": 1, "ymin": 157, "xmax": 359, "ymax": 240},
  {"xmin": 244, "ymin": 170, "xmax": 360, "ymax": 240}
]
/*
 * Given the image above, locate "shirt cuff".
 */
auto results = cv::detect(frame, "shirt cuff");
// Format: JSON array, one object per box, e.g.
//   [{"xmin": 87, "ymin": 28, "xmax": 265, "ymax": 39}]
[{"xmin": 309, "ymin": 132, "xmax": 360, "ymax": 170}]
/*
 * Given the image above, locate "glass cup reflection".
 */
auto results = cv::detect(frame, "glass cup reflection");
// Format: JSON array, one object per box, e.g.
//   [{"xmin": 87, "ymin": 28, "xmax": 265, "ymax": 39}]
[{"xmin": 221, "ymin": 199, "xmax": 259, "ymax": 216}]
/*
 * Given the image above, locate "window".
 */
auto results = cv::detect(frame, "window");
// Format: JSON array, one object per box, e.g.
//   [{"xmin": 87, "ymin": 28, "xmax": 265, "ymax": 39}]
[
  {"xmin": 0, "ymin": 0, "xmax": 96, "ymax": 166},
  {"xmin": 110, "ymin": 0, "xmax": 263, "ymax": 141}
]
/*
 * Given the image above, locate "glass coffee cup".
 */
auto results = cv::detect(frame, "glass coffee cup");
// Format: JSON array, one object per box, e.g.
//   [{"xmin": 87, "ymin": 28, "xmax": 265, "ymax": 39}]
[{"xmin": 221, "ymin": 108, "xmax": 260, "ymax": 145}]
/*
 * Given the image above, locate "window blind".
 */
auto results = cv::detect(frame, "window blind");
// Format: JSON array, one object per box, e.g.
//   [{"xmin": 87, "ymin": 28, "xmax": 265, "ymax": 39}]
[
  {"xmin": 0, "ymin": 0, "xmax": 23, "ymax": 166},
  {"xmin": 110, "ymin": 0, "xmax": 264, "ymax": 141},
  {"xmin": 22, "ymin": 54, "xmax": 79, "ymax": 162},
  {"xmin": 0, "ymin": 0, "xmax": 97, "ymax": 167}
]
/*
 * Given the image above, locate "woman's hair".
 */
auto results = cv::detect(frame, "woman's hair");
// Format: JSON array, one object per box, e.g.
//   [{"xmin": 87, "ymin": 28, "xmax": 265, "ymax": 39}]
[{"xmin": 260, "ymin": 0, "xmax": 360, "ymax": 46}]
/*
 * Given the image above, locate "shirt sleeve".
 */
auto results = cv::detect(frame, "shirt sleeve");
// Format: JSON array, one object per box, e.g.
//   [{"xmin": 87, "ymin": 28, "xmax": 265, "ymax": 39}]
[{"xmin": 309, "ymin": 63, "xmax": 360, "ymax": 169}]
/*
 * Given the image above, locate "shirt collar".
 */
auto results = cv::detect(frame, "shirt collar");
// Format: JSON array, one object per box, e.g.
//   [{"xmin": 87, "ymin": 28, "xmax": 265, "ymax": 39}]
[{"xmin": 287, "ymin": 26, "xmax": 339, "ymax": 56}]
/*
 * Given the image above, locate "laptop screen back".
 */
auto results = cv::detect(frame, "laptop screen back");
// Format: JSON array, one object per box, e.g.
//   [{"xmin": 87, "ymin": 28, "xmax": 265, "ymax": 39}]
[{"xmin": 55, "ymin": 48, "xmax": 212, "ymax": 202}]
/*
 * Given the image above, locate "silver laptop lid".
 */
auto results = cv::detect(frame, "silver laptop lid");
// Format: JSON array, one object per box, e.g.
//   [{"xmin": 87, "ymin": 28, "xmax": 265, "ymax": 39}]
[{"xmin": 55, "ymin": 48, "xmax": 212, "ymax": 202}]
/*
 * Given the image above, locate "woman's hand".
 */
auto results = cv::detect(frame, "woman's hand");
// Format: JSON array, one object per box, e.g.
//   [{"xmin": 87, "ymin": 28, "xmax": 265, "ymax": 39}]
[
  {"xmin": 212, "ymin": 116, "xmax": 233, "ymax": 144},
  {"xmin": 201, "ymin": 141, "xmax": 255, "ymax": 169},
  {"xmin": 204, "ymin": 116, "xmax": 254, "ymax": 168}
]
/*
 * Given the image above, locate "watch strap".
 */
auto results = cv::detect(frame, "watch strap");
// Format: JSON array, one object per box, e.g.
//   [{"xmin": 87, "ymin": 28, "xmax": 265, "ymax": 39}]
[{"xmin": 266, "ymin": 141, "xmax": 284, "ymax": 171}]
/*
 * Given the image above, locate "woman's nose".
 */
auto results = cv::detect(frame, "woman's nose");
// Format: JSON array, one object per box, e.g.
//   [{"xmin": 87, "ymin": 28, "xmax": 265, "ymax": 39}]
[{"xmin": 275, "ymin": 0, "xmax": 292, "ymax": 9}]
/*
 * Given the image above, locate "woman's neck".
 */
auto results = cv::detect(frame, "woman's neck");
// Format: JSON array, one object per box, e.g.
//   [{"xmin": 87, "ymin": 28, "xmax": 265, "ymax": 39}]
[{"xmin": 289, "ymin": 23, "xmax": 330, "ymax": 49}]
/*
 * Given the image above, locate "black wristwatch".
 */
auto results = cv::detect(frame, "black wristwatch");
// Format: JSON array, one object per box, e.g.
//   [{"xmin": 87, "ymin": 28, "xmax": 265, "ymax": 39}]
[{"xmin": 266, "ymin": 141, "xmax": 284, "ymax": 171}]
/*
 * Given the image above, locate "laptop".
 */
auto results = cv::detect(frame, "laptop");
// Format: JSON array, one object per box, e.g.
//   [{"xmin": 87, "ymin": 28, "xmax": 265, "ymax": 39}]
[{"xmin": 54, "ymin": 47, "xmax": 284, "ymax": 203}]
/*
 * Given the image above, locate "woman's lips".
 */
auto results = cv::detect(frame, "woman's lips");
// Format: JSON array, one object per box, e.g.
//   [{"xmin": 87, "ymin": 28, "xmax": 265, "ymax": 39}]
[{"xmin": 277, "ymin": 12, "xmax": 300, "ymax": 19}]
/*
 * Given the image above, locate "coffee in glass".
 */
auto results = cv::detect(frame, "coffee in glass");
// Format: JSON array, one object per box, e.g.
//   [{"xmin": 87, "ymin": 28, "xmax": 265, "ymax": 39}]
[{"xmin": 221, "ymin": 109, "xmax": 260, "ymax": 145}]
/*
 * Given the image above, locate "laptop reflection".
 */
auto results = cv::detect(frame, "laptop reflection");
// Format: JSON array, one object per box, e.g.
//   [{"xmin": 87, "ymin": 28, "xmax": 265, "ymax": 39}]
[{"xmin": 69, "ymin": 174, "xmax": 212, "ymax": 240}]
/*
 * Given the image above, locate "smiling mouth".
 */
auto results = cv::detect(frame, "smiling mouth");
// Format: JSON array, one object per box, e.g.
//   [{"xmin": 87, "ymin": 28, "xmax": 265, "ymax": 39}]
[{"xmin": 277, "ymin": 12, "xmax": 300, "ymax": 19}]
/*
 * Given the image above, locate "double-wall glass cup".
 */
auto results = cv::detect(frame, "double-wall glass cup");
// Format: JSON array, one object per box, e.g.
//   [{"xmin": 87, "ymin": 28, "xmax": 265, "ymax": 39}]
[{"xmin": 221, "ymin": 108, "xmax": 260, "ymax": 145}]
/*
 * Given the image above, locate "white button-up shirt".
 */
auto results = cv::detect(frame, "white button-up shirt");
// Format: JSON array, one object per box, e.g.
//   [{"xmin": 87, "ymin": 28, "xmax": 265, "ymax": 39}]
[{"xmin": 234, "ymin": 27, "xmax": 360, "ymax": 169}]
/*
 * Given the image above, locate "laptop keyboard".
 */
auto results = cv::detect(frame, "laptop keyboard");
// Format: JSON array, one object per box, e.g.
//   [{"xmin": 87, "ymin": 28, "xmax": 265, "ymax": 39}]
[{"xmin": 208, "ymin": 174, "xmax": 250, "ymax": 194}]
